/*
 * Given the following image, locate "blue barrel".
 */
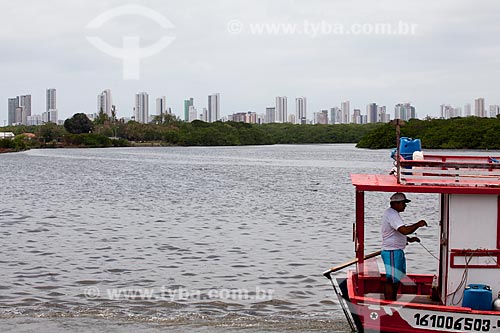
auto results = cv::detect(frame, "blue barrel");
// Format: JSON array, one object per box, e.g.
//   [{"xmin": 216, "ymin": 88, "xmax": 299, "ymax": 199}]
[
  {"xmin": 399, "ymin": 137, "xmax": 422, "ymax": 160},
  {"xmin": 462, "ymin": 284, "xmax": 492, "ymax": 310}
]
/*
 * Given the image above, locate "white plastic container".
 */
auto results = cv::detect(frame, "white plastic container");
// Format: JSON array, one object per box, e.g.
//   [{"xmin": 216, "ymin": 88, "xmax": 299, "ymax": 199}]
[{"xmin": 413, "ymin": 151, "xmax": 424, "ymax": 160}]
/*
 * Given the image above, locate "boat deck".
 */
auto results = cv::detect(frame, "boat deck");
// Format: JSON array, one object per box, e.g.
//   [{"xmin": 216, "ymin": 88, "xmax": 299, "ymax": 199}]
[
  {"xmin": 364, "ymin": 293, "xmax": 442, "ymax": 305},
  {"xmin": 351, "ymin": 258, "xmax": 441, "ymax": 306}
]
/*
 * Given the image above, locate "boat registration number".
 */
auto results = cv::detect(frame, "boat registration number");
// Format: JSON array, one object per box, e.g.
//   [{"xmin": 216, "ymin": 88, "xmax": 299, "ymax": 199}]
[{"xmin": 414, "ymin": 313, "xmax": 499, "ymax": 332}]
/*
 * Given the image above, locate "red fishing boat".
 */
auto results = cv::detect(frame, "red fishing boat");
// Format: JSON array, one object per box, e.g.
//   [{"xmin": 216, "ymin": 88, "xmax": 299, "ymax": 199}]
[{"xmin": 324, "ymin": 132, "xmax": 500, "ymax": 333}]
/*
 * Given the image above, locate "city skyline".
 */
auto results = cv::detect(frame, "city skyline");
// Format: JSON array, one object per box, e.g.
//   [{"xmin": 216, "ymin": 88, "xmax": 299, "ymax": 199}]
[
  {"xmin": 6, "ymin": 86, "xmax": 500, "ymax": 126},
  {"xmin": 1, "ymin": 1, "xmax": 500, "ymax": 124}
]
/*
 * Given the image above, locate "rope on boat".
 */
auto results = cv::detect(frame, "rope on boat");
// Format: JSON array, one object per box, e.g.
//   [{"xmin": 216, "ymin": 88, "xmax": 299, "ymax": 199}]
[
  {"xmin": 417, "ymin": 240, "xmax": 439, "ymax": 261},
  {"xmin": 448, "ymin": 254, "xmax": 473, "ymax": 305}
]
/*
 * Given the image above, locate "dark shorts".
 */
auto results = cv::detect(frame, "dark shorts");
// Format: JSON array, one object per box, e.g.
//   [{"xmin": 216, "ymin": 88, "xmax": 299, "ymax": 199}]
[{"xmin": 381, "ymin": 249, "xmax": 406, "ymax": 283}]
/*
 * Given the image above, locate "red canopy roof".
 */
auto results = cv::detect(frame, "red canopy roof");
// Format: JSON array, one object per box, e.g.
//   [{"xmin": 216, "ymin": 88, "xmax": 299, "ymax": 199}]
[{"xmin": 351, "ymin": 173, "xmax": 500, "ymax": 194}]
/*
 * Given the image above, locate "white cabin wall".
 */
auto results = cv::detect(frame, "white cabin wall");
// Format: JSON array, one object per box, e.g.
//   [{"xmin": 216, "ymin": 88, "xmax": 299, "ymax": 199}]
[
  {"xmin": 444, "ymin": 194, "xmax": 500, "ymax": 306},
  {"xmin": 449, "ymin": 195, "xmax": 497, "ymax": 249}
]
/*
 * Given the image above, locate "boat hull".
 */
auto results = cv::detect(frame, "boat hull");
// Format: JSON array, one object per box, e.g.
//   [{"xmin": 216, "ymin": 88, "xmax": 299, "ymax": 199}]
[{"xmin": 334, "ymin": 277, "xmax": 500, "ymax": 333}]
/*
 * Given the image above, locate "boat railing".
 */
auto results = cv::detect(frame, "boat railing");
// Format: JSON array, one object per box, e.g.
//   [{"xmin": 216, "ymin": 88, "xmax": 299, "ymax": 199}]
[{"xmin": 399, "ymin": 155, "xmax": 500, "ymax": 187}]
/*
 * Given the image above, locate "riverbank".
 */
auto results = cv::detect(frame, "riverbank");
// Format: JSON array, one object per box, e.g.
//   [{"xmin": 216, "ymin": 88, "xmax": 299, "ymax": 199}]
[
  {"xmin": 357, "ymin": 117, "xmax": 500, "ymax": 149},
  {"xmin": 1, "ymin": 121, "xmax": 382, "ymax": 148}
]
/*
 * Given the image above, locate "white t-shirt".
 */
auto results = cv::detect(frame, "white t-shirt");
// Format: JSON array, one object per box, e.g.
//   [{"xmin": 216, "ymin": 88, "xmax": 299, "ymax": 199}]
[{"xmin": 381, "ymin": 207, "xmax": 407, "ymax": 250}]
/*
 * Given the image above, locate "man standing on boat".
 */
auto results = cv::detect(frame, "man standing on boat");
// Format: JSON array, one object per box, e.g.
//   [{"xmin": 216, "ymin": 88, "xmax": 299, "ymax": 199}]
[{"xmin": 381, "ymin": 192, "xmax": 427, "ymax": 301}]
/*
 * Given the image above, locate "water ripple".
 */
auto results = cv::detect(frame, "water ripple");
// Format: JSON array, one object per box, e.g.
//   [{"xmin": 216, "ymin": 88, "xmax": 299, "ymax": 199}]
[{"xmin": 0, "ymin": 145, "xmax": 441, "ymax": 330}]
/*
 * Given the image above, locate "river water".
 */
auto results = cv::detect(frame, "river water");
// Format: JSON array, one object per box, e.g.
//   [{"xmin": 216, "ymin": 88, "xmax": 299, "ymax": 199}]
[{"xmin": 0, "ymin": 144, "xmax": 450, "ymax": 332}]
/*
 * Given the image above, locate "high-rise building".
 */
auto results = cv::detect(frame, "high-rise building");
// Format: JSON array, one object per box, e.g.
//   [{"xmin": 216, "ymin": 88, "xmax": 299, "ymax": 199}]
[
  {"xmin": 184, "ymin": 98, "xmax": 194, "ymax": 121},
  {"xmin": 366, "ymin": 103, "xmax": 378, "ymax": 123},
  {"xmin": 464, "ymin": 103, "xmax": 472, "ymax": 117},
  {"xmin": 208, "ymin": 93, "xmax": 220, "ymax": 123},
  {"xmin": 42, "ymin": 109, "xmax": 57, "ymax": 124},
  {"xmin": 15, "ymin": 106, "xmax": 24, "ymax": 124},
  {"xmin": 490, "ymin": 105, "xmax": 500, "ymax": 118},
  {"xmin": 46, "ymin": 88, "xmax": 57, "ymax": 112},
  {"xmin": 377, "ymin": 105, "xmax": 389, "ymax": 122},
  {"xmin": 256, "ymin": 114, "xmax": 265, "ymax": 124},
  {"xmin": 247, "ymin": 112, "xmax": 257, "ymax": 124},
  {"xmin": 275, "ymin": 96, "xmax": 287, "ymax": 123},
  {"xmin": 230, "ymin": 111, "xmax": 257, "ymax": 123},
  {"xmin": 440, "ymin": 104, "xmax": 451, "ymax": 119},
  {"xmin": 134, "ymin": 92, "xmax": 149, "ymax": 123},
  {"xmin": 202, "ymin": 107, "xmax": 208, "ymax": 122},
  {"xmin": 27, "ymin": 114, "xmax": 43, "ymax": 126},
  {"xmin": 440, "ymin": 104, "xmax": 463, "ymax": 119},
  {"xmin": 266, "ymin": 107, "xmax": 276, "ymax": 123},
  {"xmin": 352, "ymin": 109, "xmax": 362, "ymax": 124},
  {"xmin": 395, "ymin": 103, "xmax": 416, "ymax": 121},
  {"xmin": 48, "ymin": 109, "xmax": 58, "ymax": 124},
  {"xmin": 156, "ymin": 96, "xmax": 167, "ymax": 116},
  {"xmin": 188, "ymin": 105, "xmax": 197, "ymax": 122},
  {"xmin": 8, "ymin": 97, "xmax": 19, "ymax": 126},
  {"xmin": 475, "ymin": 98, "xmax": 485, "ymax": 117},
  {"xmin": 97, "ymin": 89, "xmax": 112, "ymax": 116},
  {"xmin": 394, "ymin": 104, "xmax": 404, "ymax": 120},
  {"xmin": 295, "ymin": 97, "xmax": 307, "ymax": 124},
  {"xmin": 314, "ymin": 110, "xmax": 328, "ymax": 124},
  {"xmin": 341, "ymin": 101, "xmax": 350, "ymax": 124},
  {"xmin": 19, "ymin": 95, "xmax": 31, "ymax": 125},
  {"xmin": 330, "ymin": 107, "xmax": 341, "ymax": 124}
]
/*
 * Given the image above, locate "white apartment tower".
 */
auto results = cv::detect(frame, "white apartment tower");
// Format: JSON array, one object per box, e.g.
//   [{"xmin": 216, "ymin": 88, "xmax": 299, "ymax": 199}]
[
  {"xmin": 352, "ymin": 109, "xmax": 362, "ymax": 124},
  {"xmin": 464, "ymin": 103, "xmax": 472, "ymax": 117},
  {"xmin": 330, "ymin": 107, "xmax": 341, "ymax": 124},
  {"xmin": 341, "ymin": 101, "xmax": 350, "ymax": 124},
  {"xmin": 208, "ymin": 93, "xmax": 220, "ymax": 123},
  {"xmin": 19, "ymin": 95, "xmax": 31, "ymax": 125},
  {"xmin": 156, "ymin": 96, "xmax": 167, "ymax": 116},
  {"xmin": 134, "ymin": 92, "xmax": 149, "ymax": 123},
  {"xmin": 395, "ymin": 103, "xmax": 416, "ymax": 121},
  {"xmin": 266, "ymin": 107, "xmax": 276, "ymax": 123},
  {"xmin": 295, "ymin": 97, "xmax": 307, "ymax": 124},
  {"xmin": 202, "ymin": 107, "xmax": 208, "ymax": 122},
  {"xmin": 378, "ymin": 105, "xmax": 389, "ymax": 122},
  {"xmin": 8, "ymin": 97, "xmax": 18, "ymax": 126},
  {"xmin": 97, "ymin": 89, "xmax": 112, "ymax": 116},
  {"xmin": 188, "ymin": 105, "xmax": 198, "ymax": 122},
  {"xmin": 43, "ymin": 89, "xmax": 58, "ymax": 124},
  {"xmin": 46, "ymin": 88, "xmax": 56, "ymax": 112},
  {"xmin": 475, "ymin": 98, "xmax": 485, "ymax": 117},
  {"xmin": 366, "ymin": 103, "xmax": 378, "ymax": 123},
  {"xmin": 276, "ymin": 96, "xmax": 287, "ymax": 123},
  {"xmin": 490, "ymin": 105, "xmax": 500, "ymax": 118}
]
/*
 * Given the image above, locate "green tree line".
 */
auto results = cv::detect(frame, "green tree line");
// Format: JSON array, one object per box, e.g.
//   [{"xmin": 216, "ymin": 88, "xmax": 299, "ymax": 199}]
[
  {"xmin": 1, "ymin": 113, "xmax": 384, "ymax": 150},
  {"xmin": 357, "ymin": 117, "xmax": 500, "ymax": 149},
  {"xmin": 7, "ymin": 115, "xmax": 500, "ymax": 152}
]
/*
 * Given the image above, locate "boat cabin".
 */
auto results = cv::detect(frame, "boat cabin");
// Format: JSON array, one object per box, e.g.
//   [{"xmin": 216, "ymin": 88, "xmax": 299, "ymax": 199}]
[{"xmin": 352, "ymin": 154, "xmax": 500, "ymax": 306}]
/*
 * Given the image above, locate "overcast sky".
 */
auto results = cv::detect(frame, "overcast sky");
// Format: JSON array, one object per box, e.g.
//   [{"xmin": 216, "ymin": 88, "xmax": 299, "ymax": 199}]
[{"xmin": 1, "ymin": 0, "xmax": 500, "ymax": 123}]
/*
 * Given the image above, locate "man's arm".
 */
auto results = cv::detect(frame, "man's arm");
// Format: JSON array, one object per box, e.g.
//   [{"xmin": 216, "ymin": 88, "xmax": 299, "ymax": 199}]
[
  {"xmin": 407, "ymin": 236, "xmax": 420, "ymax": 243},
  {"xmin": 398, "ymin": 220, "xmax": 427, "ymax": 235}
]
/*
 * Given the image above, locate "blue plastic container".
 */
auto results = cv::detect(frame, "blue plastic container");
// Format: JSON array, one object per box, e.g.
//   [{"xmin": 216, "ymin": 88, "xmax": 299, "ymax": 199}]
[
  {"xmin": 462, "ymin": 284, "xmax": 492, "ymax": 310},
  {"xmin": 399, "ymin": 137, "xmax": 422, "ymax": 160}
]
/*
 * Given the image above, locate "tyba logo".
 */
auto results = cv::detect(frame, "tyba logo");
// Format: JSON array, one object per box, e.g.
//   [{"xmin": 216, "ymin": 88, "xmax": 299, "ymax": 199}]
[{"xmin": 85, "ymin": 4, "xmax": 175, "ymax": 80}]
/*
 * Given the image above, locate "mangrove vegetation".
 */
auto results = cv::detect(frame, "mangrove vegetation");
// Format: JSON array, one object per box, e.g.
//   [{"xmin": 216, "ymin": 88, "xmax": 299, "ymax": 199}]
[{"xmin": 357, "ymin": 116, "xmax": 500, "ymax": 149}]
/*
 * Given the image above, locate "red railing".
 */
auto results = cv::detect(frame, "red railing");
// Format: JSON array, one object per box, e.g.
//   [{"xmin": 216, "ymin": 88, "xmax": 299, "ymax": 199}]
[{"xmin": 398, "ymin": 155, "xmax": 500, "ymax": 187}]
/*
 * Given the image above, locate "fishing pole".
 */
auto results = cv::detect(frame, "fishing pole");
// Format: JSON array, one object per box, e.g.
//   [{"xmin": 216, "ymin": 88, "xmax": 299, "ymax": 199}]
[{"xmin": 414, "ymin": 235, "xmax": 439, "ymax": 261}]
